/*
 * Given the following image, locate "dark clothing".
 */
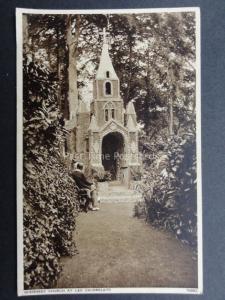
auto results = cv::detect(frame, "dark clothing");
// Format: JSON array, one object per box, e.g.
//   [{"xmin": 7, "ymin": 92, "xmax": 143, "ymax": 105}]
[
  {"xmin": 70, "ymin": 170, "xmax": 93, "ymax": 190},
  {"xmin": 70, "ymin": 169, "xmax": 96, "ymax": 212},
  {"xmin": 70, "ymin": 168, "xmax": 99, "ymax": 212}
]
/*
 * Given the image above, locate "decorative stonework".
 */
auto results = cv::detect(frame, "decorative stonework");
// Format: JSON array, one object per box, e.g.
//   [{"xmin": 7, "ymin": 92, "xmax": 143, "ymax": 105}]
[{"xmin": 74, "ymin": 29, "xmax": 140, "ymax": 186}]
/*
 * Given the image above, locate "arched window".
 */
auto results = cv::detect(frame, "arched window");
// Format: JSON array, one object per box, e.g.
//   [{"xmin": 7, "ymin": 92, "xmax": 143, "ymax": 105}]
[
  {"xmin": 106, "ymin": 71, "xmax": 110, "ymax": 78},
  {"xmin": 112, "ymin": 109, "xmax": 115, "ymax": 119},
  {"xmin": 85, "ymin": 138, "xmax": 89, "ymax": 152},
  {"xmin": 105, "ymin": 109, "xmax": 109, "ymax": 121},
  {"xmin": 104, "ymin": 102, "xmax": 115, "ymax": 121},
  {"xmin": 105, "ymin": 81, "xmax": 111, "ymax": 95},
  {"xmin": 64, "ymin": 139, "xmax": 68, "ymax": 154}
]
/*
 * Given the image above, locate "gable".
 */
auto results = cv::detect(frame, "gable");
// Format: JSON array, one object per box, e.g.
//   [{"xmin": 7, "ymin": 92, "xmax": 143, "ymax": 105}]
[{"xmin": 100, "ymin": 119, "xmax": 128, "ymax": 137}]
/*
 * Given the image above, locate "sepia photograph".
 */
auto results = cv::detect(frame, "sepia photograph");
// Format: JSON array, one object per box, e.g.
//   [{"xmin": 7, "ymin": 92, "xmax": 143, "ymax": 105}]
[{"xmin": 16, "ymin": 7, "xmax": 202, "ymax": 296}]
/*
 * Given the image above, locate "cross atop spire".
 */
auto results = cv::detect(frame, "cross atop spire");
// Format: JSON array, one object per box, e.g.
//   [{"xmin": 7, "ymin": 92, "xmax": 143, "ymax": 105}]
[{"xmin": 96, "ymin": 25, "xmax": 118, "ymax": 80}]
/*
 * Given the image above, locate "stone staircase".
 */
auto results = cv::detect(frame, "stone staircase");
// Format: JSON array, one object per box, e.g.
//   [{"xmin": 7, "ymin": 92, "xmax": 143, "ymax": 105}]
[{"xmin": 97, "ymin": 182, "xmax": 143, "ymax": 203}]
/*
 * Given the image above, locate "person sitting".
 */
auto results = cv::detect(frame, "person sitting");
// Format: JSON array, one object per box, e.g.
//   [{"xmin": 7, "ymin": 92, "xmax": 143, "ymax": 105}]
[{"xmin": 70, "ymin": 162, "xmax": 99, "ymax": 212}]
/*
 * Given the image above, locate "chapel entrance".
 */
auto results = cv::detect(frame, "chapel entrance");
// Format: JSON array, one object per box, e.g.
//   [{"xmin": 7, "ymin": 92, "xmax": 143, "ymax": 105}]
[{"xmin": 102, "ymin": 132, "xmax": 124, "ymax": 181}]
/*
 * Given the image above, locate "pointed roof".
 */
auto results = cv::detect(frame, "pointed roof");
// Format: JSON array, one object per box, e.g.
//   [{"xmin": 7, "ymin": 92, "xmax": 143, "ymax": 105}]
[
  {"xmin": 126, "ymin": 101, "xmax": 136, "ymax": 115},
  {"xmin": 101, "ymin": 118, "xmax": 128, "ymax": 134},
  {"xmin": 127, "ymin": 115, "xmax": 137, "ymax": 132},
  {"xmin": 96, "ymin": 34, "xmax": 118, "ymax": 80},
  {"xmin": 78, "ymin": 101, "xmax": 89, "ymax": 113},
  {"xmin": 88, "ymin": 115, "xmax": 99, "ymax": 131}
]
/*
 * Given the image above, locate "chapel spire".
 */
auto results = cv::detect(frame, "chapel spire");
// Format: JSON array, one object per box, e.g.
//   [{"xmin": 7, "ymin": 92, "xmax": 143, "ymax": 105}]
[
  {"xmin": 96, "ymin": 28, "xmax": 118, "ymax": 80},
  {"xmin": 126, "ymin": 101, "xmax": 137, "ymax": 124}
]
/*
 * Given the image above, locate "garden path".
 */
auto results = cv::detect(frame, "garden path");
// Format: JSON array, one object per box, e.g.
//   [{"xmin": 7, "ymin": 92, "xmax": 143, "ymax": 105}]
[{"xmin": 57, "ymin": 202, "xmax": 197, "ymax": 289}]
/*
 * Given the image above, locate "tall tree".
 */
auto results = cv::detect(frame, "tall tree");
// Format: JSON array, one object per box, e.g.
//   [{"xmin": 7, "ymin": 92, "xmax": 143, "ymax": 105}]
[
  {"xmin": 66, "ymin": 15, "xmax": 80, "ymax": 120},
  {"xmin": 23, "ymin": 14, "xmax": 79, "ymax": 289}
]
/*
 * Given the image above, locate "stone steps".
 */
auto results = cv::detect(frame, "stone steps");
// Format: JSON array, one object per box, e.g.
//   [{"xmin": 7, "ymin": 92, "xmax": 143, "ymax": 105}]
[
  {"xmin": 107, "ymin": 190, "xmax": 138, "ymax": 195},
  {"xmin": 97, "ymin": 185, "xmax": 143, "ymax": 203},
  {"xmin": 109, "ymin": 180, "xmax": 121, "ymax": 186},
  {"xmin": 98, "ymin": 194, "xmax": 143, "ymax": 203}
]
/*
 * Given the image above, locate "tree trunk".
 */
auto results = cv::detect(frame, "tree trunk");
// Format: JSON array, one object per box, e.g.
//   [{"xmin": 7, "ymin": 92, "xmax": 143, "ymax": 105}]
[
  {"xmin": 125, "ymin": 41, "xmax": 133, "ymax": 105},
  {"xmin": 23, "ymin": 14, "xmax": 29, "ymax": 45},
  {"xmin": 168, "ymin": 66, "xmax": 175, "ymax": 137},
  {"xmin": 66, "ymin": 15, "xmax": 80, "ymax": 120},
  {"xmin": 56, "ymin": 22, "xmax": 62, "ymax": 109},
  {"xmin": 169, "ymin": 97, "xmax": 174, "ymax": 136},
  {"xmin": 23, "ymin": 14, "xmax": 32, "ymax": 59}
]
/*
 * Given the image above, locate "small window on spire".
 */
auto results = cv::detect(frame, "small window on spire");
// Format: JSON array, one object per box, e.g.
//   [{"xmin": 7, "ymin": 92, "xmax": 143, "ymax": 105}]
[{"xmin": 106, "ymin": 71, "xmax": 110, "ymax": 78}]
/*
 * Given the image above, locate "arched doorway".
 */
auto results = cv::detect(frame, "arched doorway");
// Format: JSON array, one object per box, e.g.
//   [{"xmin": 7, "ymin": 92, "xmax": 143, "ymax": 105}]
[{"xmin": 102, "ymin": 132, "xmax": 124, "ymax": 181}]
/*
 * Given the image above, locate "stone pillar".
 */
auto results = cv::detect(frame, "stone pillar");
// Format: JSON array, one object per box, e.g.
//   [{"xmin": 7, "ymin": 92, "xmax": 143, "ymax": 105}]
[{"xmin": 88, "ymin": 131, "xmax": 103, "ymax": 172}]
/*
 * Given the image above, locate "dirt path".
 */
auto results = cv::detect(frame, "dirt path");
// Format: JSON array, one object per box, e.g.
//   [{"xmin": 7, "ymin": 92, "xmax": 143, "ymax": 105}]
[{"xmin": 57, "ymin": 203, "xmax": 197, "ymax": 288}]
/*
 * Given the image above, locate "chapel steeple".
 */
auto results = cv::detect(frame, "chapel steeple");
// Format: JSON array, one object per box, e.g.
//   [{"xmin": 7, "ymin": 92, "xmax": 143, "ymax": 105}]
[
  {"xmin": 74, "ymin": 25, "xmax": 140, "ymax": 185},
  {"xmin": 93, "ymin": 28, "xmax": 120, "ymax": 101},
  {"xmin": 96, "ymin": 28, "xmax": 118, "ymax": 81}
]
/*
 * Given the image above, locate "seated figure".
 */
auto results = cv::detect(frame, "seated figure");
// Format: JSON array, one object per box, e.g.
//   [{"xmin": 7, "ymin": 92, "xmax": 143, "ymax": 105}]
[{"xmin": 70, "ymin": 161, "xmax": 99, "ymax": 212}]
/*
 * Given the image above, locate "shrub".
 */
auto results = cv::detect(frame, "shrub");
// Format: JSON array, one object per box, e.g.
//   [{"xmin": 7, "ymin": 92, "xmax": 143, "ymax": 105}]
[
  {"xmin": 23, "ymin": 59, "xmax": 79, "ymax": 288},
  {"xmin": 135, "ymin": 133, "xmax": 197, "ymax": 248},
  {"xmin": 23, "ymin": 152, "xmax": 79, "ymax": 288},
  {"xmin": 93, "ymin": 169, "xmax": 112, "ymax": 182}
]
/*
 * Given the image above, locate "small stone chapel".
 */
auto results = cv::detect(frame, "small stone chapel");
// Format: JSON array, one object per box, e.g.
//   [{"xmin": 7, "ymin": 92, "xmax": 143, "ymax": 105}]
[{"xmin": 66, "ymin": 29, "xmax": 140, "ymax": 187}]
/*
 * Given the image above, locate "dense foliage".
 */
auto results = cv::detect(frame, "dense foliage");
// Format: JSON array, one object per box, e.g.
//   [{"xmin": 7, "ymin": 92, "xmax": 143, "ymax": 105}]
[
  {"xmin": 135, "ymin": 128, "xmax": 197, "ymax": 248},
  {"xmin": 23, "ymin": 58, "xmax": 79, "ymax": 288},
  {"xmin": 26, "ymin": 13, "xmax": 196, "ymax": 132}
]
